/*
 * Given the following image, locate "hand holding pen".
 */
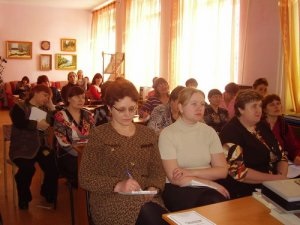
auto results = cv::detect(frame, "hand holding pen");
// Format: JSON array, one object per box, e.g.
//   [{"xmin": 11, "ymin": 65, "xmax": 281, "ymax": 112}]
[{"xmin": 113, "ymin": 169, "xmax": 142, "ymax": 193}]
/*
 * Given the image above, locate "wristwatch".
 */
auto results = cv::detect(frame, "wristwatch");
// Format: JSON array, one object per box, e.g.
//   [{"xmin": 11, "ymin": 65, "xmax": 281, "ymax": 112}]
[{"xmin": 41, "ymin": 41, "xmax": 50, "ymax": 50}]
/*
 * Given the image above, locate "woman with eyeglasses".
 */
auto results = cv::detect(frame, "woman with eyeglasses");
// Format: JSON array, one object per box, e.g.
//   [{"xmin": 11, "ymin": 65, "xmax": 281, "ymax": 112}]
[
  {"xmin": 79, "ymin": 79, "xmax": 168, "ymax": 225},
  {"xmin": 159, "ymin": 87, "xmax": 229, "ymax": 212}
]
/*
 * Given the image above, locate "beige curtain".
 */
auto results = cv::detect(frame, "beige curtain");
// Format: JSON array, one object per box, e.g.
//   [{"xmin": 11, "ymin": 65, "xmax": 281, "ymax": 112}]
[
  {"xmin": 124, "ymin": 0, "xmax": 161, "ymax": 87},
  {"xmin": 169, "ymin": 0, "xmax": 240, "ymax": 94},
  {"xmin": 91, "ymin": 2, "xmax": 116, "ymax": 77},
  {"xmin": 279, "ymin": 0, "xmax": 300, "ymax": 113}
]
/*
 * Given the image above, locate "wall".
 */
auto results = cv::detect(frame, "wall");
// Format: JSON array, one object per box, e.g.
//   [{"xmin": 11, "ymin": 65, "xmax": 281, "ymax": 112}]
[
  {"xmin": 239, "ymin": 0, "xmax": 282, "ymax": 94},
  {"xmin": 0, "ymin": 3, "xmax": 92, "ymax": 83}
]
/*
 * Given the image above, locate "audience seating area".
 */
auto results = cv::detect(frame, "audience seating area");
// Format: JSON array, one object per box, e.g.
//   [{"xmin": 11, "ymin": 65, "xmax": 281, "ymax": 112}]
[{"xmin": 2, "ymin": 80, "xmax": 68, "ymax": 108}]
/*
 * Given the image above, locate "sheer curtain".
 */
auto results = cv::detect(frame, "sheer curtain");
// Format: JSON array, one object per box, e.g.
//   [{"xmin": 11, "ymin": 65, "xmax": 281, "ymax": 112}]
[
  {"xmin": 91, "ymin": 2, "xmax": 116, "ymax": 79},
  {"xmin": 170, "ymin": 0, "xmax": 240, "ymax": 95},
  {"xmin": 279, "ymin": 0, "xmax": 299, "ymax": 113},
  {"xmin": 124, "ymin": 0, "xmax": 161, "ymax": 87}
]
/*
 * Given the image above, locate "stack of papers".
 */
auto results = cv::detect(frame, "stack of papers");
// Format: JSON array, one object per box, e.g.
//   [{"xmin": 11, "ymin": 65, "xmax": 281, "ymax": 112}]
[
  {"xmin": 167, "ymin": 211, "xmax": 216, "ymax": 225},
  {"xmin": 119, "ymin": 190, "xmax": 158, "ymax": 195},
  {"xmin": 189, "ymin": 180, "xmax": 217, "ymax": 190}
]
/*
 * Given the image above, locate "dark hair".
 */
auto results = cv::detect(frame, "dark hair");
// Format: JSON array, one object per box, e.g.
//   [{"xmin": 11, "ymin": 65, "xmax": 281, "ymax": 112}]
[
  {"xmin": 253, "ymin": 78, "xmax": 268, "ymax": 89},
  {"xmin": 100, "ymin": 81, "xmax": 113, "ymax": 100},
  {"xmin": 225, "ymin": 82, "xmax": 239, "ymax": 95},
  {"xmin": 37, "ymin": 75, "xmax": 49, "ymax": 84},
  {"xmin": 262, "ymin": 94, "xmax": 281, "ymax": 110},
  {"xmin": 21, "ymin": 76, "xmax": 30, "ymax": 83},
  {"xmin": 208, "ymin": 89, "xmax": 222, "ymax": 98},
  {"xmin": 234, "ymin": 89, "xmax": 263, "ymax": 117},
  {"xmin": 27, "ymin": 84, "xmax": 51, "ymax": 101},
  {"xmin": 91, "ymin": 73, "xmax": 103, "ymax": 85},
  {"xmin": 104, "ymin": 79, "xmax": 139, "ymax": 107},
  {"xmin": 67, "ymin": 71, "xmax": 76, "ymax": 79},
  {"xmin": 152, "ymin": 77, "xmax": 158, "ymax": 87},
  {"xmin": 65, "ymin": 86, "xmax": 85, "ymax": 106},
  {"xmin": 185, "ymin": 78, "xmax": 198, "ymax": 87},
  {"xmin": 169, "ymin": 86, "xmax": 185, "ymax": 102}
]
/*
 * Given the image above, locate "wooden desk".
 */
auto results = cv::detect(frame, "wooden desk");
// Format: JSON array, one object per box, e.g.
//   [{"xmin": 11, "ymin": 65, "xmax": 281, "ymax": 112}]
[
  {"xmin": 73, "ymin": 144, "xmax": 89, "ymax": 225},
  {"xmin": 163, "ymin": 196, "xmax": 282, "ymax": 225}
]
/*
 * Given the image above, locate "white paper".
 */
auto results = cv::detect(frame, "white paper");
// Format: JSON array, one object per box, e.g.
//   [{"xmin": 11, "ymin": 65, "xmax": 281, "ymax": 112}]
[
  {"xmin": 29, "ymin": 107, "xmax": 47, "ymax": 122},
  {"xmin": 287, "ymin": 164, "xmax": 300, "ymax": 178},
  {"xmin": 167, "ymin": 211, "xmax": 216, "ymax": 225},
  {"xmin": 118, "ymin": 190, "xmax": 158, "ymax": 195},
  {"xmin": 189, "ymin": 180, "xmax": 218, "ymax": 190}
]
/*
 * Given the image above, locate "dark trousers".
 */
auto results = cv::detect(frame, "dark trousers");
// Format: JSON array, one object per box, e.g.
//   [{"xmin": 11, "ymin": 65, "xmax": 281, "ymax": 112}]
[
  {"xmin": 56, "ymin": 151, "xmax": 78, "ymax": 188},
  {"xmin": 136, "ymin": 202, "xmax": 168, "ymax": 225},
  {"xmin": 162, "ymin": 183, "xmax": 227, "ymax": 212},
  {"xmin": 13, "ymin": 148, "xmax": 58, "ymax": 203}
]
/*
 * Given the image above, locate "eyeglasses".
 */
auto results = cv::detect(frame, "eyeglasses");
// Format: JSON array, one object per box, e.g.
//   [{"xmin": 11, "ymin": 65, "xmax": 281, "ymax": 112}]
[{"xmin": 112, "ymin": 105, "xmax": 137, "ymax": 114}]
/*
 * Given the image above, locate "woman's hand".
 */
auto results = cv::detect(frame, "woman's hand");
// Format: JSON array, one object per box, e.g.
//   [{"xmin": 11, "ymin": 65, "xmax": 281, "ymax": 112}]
[
  {"xmin": 114, "ymin": 178, "xmax": 141, "ymax": 193},
  {"xmin": 37, "ymin": 119, "xmax": 50, "ymax": 131},
  {"xmin": 209, "ymin": 181, "xmax": 230, "ymax": 199},
  {"xmin": 172, "ymin": 167, "xmax": 191, "ymax": 180}
]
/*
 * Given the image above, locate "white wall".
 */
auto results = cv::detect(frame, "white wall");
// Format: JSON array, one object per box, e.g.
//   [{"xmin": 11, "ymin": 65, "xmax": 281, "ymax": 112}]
[{"xmin": 0, "ymin": 3, "xmax": 92, "ymax": 83}]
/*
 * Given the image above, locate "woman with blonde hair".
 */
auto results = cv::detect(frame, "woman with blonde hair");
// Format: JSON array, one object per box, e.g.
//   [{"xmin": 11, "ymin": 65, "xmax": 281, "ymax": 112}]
[{"xmin": 159, "ymin": 87, "xmax": 229, "ymax": 211}]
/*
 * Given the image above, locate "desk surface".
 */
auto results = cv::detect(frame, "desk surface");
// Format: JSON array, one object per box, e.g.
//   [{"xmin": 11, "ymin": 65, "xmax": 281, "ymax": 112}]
[{"xmin": 163, "ymin": 196, "xmax": 282, "ymax": 225}]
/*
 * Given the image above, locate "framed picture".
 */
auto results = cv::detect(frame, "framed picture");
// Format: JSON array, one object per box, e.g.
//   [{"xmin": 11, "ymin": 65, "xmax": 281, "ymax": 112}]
[
  {"xmin": 40, "ymin": 54, "xmax": 52, "ymax": 71},
  {"xmin": 55, "ymin": 54, "xmax": 77, "ymax": 70},
  {"xmin": 6, "ymin": 41, "xmax": 32, "ymax": 59},
  {"xmin": 61, "ymin": 38, "xmax": 76, "ymax": 52}
]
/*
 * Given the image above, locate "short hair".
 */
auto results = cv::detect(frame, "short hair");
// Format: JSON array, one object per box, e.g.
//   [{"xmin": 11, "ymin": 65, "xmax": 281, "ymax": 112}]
[
  {"xmin": 91, "ymin": 73, "xmax": 103, "ymax": 85},
  {"xmin": 185, "ymin": 78, "xmax": 198, "ymax": 87},
  {"xmin": 27, "ymin": 84, "xmax": 51, "ymax": 101},
  {"xmin": 65, "ymin": 86, "xmax": 85, "ymax": 106},
  {"xmin": 262, "ymin": 94, "xmax": 281, "ymax": 110},
  {"xmin": 67, "ymin": 71, "xmax": 76, "ymax": 80},
  {"xmin": 225, "ymin": 82, "xmax": 239, "ymax": 95},
  {"xmin": 253, "ymin": 78, "xmax": 268, "ymax": 89},
  {"xmin": 104, "ymin": 79, "xmax": 139, "ymax": 107},
  {"xmin": 178, "ymin": 87, "xmax": 205, "ymax": 106},
  {"xmin": 21, "ymin": 76, "xmax": 30, "ymax": 83},
  {"xmin": 208, "ymin": 89, "xmax": 222, "ymax": 98},
  {"xmin": 234, "ymin": 89, "xmax": 263, "ymax": 117},
  {"xmin": 37, "ymin": 75, "xmax": 49, "ymax": 84},
  {"xmin": 153, "ymin": 77, "xmax": 169, "ymax": 96},
  {"xmin": 169, "ymin": 86, "xmax": 185, "ymax": 102}
]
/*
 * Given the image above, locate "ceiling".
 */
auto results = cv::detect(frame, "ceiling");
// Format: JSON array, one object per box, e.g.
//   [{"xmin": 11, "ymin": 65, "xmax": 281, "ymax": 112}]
[{"xmin": 0, "ymin": 0, "xmax": 107, "ymax": 10}]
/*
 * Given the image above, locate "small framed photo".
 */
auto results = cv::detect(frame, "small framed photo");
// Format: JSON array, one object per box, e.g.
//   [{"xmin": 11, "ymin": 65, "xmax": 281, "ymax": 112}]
[
  {"xmin": 40, "ymin": 54, "xmax": 52, "ymax": 71},
  {"xmin": 6, "ymin": 41, "xmax": 32, "ymax": 59},
  {"xmin": 55, "ymin": 54, "xmax": 77, "ymax": 70},
  {"xmin": 61, "ymin": 38, "xmax": 76, "ymax": 52}
]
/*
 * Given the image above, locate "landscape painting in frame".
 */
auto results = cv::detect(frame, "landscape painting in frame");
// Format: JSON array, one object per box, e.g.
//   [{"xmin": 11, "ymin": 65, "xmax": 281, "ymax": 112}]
[
  {"xmin": 61, "ymin": 38, "xmax": 76, "ymax": 52},
  {"xmin": 6, "ymin": 41, "xmax": 32, "ymax": 59},
  {"xmin": 55, "ymin": 54, "xmax": 77, "ymax": 70}
]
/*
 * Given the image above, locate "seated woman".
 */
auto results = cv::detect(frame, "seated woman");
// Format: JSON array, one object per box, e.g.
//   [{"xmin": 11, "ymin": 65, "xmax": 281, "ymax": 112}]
[
  {"xmin": 147, "ymin": 86, "xmax": 184, "ymax": 134},
  {"xmin": 262, "ymin": 94, "xmax": 300, "ymax": 165},
  {"xmin": 139, "ymin": 77, "xmax": 170, "ymax": 120},
  {"xmin": 159, "ymin": 87, "xmax": 229, "ymax": 212},
  {"xmin": 9, "ymin": 85, "xmax": 58, "ymax": 210},
  {"xmin": 79, "ymin": 79, "xmax": 168, "ymax": 225},
  {"xmin": 204, "ymin": 89, "xmax": 229, "ymax": 134},
  {"xmin": 14, "ymin": 76, "xmax": 31, "ymax": 99},
  {"xmin": 54, "ymin": 86, "xmax": 95, "ymax": 188},
  {"xmin": 219, "ymin": 90, "xmax": 288, "ymax": 199},
  {"xmin": 87, "ymin": 73, "xmax": 103, "ymax": 104}
]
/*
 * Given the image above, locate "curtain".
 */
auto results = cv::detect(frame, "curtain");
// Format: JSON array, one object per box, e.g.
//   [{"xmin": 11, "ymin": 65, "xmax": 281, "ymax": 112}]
[
  {"xmin": 279, "ymin": 0, "xmax": 300, "ymax": 113},
  {"xmin": 91, "ymin": 2, "xmax": 116, "ymax": 79},
  {"xmin": 170, "ymin": 0, "xmax": 240, "ymax": 94},
  {"xmin": 124, "ymin": 0, "xmax": 161, "ymax": 87}
]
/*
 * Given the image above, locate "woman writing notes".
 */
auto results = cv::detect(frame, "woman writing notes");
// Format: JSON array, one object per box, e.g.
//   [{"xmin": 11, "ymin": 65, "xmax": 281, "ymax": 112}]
[
  {"xmin": 159, "ymin": 87, "xmax": 229, "ymax": 212},
  {"xmin": 219, "ymin": 90, "xmax": 288, "ymax": 199},
  {"xmin": 79, "ymin": 79, "xmax": 168, "ymax": 225}
]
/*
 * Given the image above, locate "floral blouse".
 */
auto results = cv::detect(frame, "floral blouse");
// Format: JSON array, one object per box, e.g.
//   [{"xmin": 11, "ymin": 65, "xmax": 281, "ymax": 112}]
[
  {"xmin": 204, "ymin": 105, "xmax": 229, "ymax": 133},
  {"xmin": 54, "ymin": 108, "xmax": 95, "ymax": 156}
]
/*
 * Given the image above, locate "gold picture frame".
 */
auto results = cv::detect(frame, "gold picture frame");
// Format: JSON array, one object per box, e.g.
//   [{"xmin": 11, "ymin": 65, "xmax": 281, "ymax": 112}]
[
  {"xmin": 61, "ymin": 38, "xmax": 76, "ymax": 52},
  {"xmin": 6, "ymin": 41, "xmax": 32, "ymax": 59},
  {"xmin": 55, "ymin": 54, "xmax": 77, "ymax": 70},
  {"xmin": 40, "ymin": 54, "xmax": 52, "ymax": 71}
]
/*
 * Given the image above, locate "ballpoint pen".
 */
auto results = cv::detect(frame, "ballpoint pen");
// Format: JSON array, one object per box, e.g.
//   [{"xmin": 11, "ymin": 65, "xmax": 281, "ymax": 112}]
[{"xmin": 126, "ymin": 169, "xmax": 133, "ymax": 179}]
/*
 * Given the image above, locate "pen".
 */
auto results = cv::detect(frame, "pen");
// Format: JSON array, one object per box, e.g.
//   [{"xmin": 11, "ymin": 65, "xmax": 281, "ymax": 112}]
[{"xmin": 126, "ymin": 169, "xmax": 133, "ymax": 179}]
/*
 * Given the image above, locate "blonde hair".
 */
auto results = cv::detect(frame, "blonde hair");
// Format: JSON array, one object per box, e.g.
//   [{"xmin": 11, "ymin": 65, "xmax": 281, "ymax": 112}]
[{"xmin": 178, "ymin": 87, "xmax": 205, "ymax": 106}]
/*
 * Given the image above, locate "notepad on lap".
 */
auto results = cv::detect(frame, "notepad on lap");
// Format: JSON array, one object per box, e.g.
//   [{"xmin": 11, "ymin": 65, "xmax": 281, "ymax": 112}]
[{"xmin": 118, "ymin": 190, "xmax": 158, "ymax": 195}]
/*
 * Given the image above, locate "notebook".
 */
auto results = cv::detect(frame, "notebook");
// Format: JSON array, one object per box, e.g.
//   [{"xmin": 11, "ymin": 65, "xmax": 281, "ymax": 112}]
[{"xmin": 262, "ymin": 179, "xmax": 300, "ymax": 212}]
